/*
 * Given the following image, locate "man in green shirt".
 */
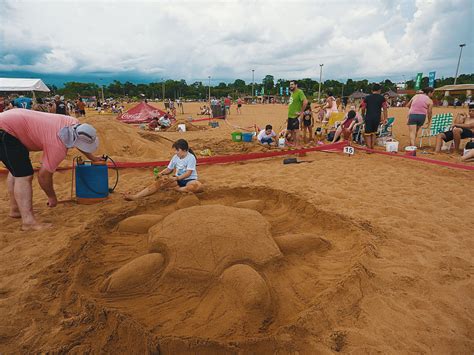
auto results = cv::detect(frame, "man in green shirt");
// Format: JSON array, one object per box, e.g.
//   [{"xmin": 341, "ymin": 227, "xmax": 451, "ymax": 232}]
[{"xmin": 287, "ymin": 80, "xmax": 308, "ymax": 146}]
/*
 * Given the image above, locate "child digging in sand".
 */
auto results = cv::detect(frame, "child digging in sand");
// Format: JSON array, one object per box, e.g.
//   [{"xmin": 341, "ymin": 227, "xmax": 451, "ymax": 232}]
[{"xmin": 124, "ymin": 139, "xmax": 203, "ymax": 200}]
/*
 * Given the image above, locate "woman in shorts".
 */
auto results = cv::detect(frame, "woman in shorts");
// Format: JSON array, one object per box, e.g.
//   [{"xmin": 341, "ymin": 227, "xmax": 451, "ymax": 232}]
[{"xmin": 406, "ymin": 87, "xmax": 434, "ymax": 146}]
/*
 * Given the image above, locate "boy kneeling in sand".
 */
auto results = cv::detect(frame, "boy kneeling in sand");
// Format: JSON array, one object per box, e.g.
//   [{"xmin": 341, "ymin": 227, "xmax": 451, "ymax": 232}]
[
  {"xmin": 257, "ymin": 124, "xmax": 277, "ymax": 146},
  {"xmin": 124, "ymin": 139, "xmax": 203, "ymax": 201}
]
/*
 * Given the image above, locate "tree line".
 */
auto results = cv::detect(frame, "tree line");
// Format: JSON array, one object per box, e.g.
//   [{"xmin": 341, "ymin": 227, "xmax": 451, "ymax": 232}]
[{"xmin": 47, "ymin": 73, "xmax": 473, "ymax": 100}]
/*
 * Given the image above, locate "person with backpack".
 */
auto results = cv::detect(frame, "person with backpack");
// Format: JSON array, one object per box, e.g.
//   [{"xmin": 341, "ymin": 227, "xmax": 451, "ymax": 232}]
[{"xmin": 53, "ymin": 95, "xmax": 69, "ymax": 115}]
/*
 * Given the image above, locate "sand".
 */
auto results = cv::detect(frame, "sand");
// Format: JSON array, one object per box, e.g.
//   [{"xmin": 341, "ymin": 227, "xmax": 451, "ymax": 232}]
[{"xmin": 0, "ymin": 103, "xmax": 472, "ymax": 353}]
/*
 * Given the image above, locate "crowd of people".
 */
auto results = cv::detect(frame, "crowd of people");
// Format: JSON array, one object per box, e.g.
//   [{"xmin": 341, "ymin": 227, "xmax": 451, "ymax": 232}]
[{"xmin": 259, "ymin": 80, "xmax": 474, "ymax": 160}]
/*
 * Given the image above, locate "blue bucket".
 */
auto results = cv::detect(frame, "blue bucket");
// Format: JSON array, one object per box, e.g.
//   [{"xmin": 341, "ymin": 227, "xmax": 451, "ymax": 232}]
[
  {"xmin": 75, "ymin": 162, "xmax": 109, "ymax": 204},
  {"xmin": 242, "ymin": 132, "xmax": 254, "ymax": 142}
]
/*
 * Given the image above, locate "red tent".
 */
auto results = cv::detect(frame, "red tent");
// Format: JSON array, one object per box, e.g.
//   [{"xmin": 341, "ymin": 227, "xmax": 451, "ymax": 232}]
[{"xmin": 117, "ymin": 102, "xmax": 171, "ymax": 124}]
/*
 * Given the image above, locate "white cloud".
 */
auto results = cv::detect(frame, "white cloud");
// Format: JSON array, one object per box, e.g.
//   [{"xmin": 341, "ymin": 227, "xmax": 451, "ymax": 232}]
[{"xmin": 0, "ymin": 0, "xmax": 472, "ymax": 82}]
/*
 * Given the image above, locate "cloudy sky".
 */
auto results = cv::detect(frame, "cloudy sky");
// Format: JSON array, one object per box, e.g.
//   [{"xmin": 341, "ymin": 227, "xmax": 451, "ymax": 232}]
[{"xmin": 0, "ymin": 0, "xmax": 472, "ymax": 85}]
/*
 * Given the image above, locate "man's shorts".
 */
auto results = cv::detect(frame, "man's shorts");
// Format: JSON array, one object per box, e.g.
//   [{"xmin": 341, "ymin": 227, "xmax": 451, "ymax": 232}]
[
  {"xmin": 0, "ymin": 130, "xmax": 34, "ymax": 177},
  {"xmin": 408, "ymin": 114, "xmax": 426, "ymax": 126},
  {"xmin": 442, "ymin": 128, "xmax": 474, "ymax": 142},
  {"xmin": 287, "ymin": 117, "xmax": 300, "ymax": 131},
  {"xmin": 364, "ymin": 118, "xmax": 380, "ymax": 134},
  {"xmin": 177, "ymin": 179, "xmax": 196, "ymax": 187}
]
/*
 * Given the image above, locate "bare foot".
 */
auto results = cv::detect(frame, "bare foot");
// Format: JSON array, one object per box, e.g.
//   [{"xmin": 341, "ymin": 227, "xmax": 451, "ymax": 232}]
[
  {"xmin": 21, "ymin": 222, "xmax": 53, "ymax": 231},
  {"xmin": 9, "ymin": 211, "xmax": 21, "ymax": 218}
]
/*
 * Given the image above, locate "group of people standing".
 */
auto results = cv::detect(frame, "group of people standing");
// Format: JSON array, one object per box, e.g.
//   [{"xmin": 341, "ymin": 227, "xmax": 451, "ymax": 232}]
[
  {"xmin": 1, "ymin": 95, "xmax": 87, "ymax": 118},
  {"xmin": 284, "ymin": 81, "xmax": 388, "ymax": 149}
]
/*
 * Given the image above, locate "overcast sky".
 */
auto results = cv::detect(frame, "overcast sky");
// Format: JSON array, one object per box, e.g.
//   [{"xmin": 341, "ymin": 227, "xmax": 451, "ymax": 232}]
[{"xmin": 0, "ymin": 0, "xmax": 472, "ymax": 85}]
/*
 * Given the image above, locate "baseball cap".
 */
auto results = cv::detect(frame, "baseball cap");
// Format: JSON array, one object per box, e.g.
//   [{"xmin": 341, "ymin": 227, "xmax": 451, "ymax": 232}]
[{"xmin": 74, "ymin": 124, "xmax": 99, "ymax": 153}]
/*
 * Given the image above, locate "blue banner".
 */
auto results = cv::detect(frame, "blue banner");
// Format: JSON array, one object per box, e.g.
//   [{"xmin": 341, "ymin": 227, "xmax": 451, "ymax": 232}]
[
  {"xmin": 279, "ymin": 86, "xmax": 283, "ymax": 95},
  {"xmin": 428, "ymin": 71, "xmax": 436, "ymax": 87},
  {"xmin": 285, "ymin": 87, "xmax": 289, "ymax": 95},
  {"xmin": 255, "ymin": 89, "xmax": 259, "ymax": 96}
]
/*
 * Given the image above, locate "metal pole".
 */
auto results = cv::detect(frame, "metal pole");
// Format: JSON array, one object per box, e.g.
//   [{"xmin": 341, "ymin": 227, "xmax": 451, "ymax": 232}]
[
  {"xmin": 454, "ymin": 44, "xmax": 466, "ymax": 85},
  {"xmin": 161, "ymin": 78, "xmax": 165, "ymax": 100},
  {"xmin": 208, "ymin": 76, "xmax": 211, "ymax": 104},
  {"xmin": 318, "ymin": 64, "xmax": 323, "ymax": 102},
  {"xmin": 252, "ymin": 69, "xmax": 255, "ymax": 100}
]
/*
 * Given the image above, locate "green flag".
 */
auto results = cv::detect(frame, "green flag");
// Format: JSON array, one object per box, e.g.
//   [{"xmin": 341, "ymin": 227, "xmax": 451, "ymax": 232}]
[{"xmin": 415, "ymin": 73, "xmax": 423, "ymax": 90}]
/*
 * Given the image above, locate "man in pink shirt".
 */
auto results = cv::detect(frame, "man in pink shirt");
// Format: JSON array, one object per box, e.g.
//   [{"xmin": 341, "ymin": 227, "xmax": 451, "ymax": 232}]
[{"xmin": 0, "ymin": 109, "xmax": 102, "ymax": 230}]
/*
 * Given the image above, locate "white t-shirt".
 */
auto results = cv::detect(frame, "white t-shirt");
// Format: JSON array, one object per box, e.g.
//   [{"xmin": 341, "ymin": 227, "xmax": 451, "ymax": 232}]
[
  {"xmin": 167, "ymin": 152, "xmax": 198, "ymax": 180},
  {"xmin": 257, "ymin": 129, "xmax": 277, "ymax": 142}
]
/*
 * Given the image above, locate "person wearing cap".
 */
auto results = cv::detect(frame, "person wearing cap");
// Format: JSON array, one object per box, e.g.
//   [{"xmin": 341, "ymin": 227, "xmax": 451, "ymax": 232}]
[{"xmin": 0, "ymin": 109, "xmax": 102, "ymax": 231}]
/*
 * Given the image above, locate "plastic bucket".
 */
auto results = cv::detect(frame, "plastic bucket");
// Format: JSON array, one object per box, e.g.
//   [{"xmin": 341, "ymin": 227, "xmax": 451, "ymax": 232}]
[
  {"xmin": 75, "ymin": 161, "xmax": 109, "ymax": 204},
  {"xmin": 386, "ymin": 141, "xmax": 399, "ymax": 152},
  {"xmin": 278, "ymin": 138, "xmax": 285, "ymax": 148},
  {"xmin": 405, "ymin": 146, "xmax": 417, "ymax": 156},
  {"xmin": 242, "ymin": 132, "xmax": 253, "ymax": 142},
  {"xmin": 231, "ymin": 132, "xmax": 242, "ymax": 142}
]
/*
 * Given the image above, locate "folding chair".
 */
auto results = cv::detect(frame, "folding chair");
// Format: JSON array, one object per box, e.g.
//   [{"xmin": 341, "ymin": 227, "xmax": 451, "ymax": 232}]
[
  {"xmin": 419, "ymin": 113, "xmax": 453, "ymax": 147},
  {"xmin": 377, "ymin": 117, "xmax": 395, "ymax": 138}
]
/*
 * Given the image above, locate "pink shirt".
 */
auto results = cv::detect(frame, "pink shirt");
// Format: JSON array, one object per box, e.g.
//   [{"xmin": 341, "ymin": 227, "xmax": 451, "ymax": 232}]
[
  {"xmin": 0, "ymin": 109, "xmax": 78, "ymax": 172},
  {"xmin": 409, "ymin": 94, "xmax": 431, "ymax": 115}
]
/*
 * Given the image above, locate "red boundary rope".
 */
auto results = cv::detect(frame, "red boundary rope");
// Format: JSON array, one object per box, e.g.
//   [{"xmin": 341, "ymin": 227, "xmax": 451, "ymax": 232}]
[
  {"xmin": 0, "ymin": 142, "xmax": 345, "ymax": 175},
  {"xmin": 1, "ymin": 142, "xmax": 472, "ymax": 174},
  {"xmin": 356, "ymin": 146, "xmax": 474, "ymax": 171}
]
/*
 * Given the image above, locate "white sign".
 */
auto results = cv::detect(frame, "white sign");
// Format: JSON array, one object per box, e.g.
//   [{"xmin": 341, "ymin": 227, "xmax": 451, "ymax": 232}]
[{"xmin": 343, "ymin": 146, "xmax": 355, "ymax": 155}]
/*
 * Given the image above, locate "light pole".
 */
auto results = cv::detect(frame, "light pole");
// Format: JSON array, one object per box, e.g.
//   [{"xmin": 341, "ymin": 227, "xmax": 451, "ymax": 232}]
[
  {"xmin": 454, "ymin": 43, "xmax": 466, "ymax": 85},
  {"xmin": 208, "ymin": 76, "xmax": 211, "ymax": 104},
  {"xmin": 252, "ymin": 69, "xmax": 255, "ymax": 100},
  {"xmin": 161, "ymin": 78, "xmax": 165, "ymax": 100},
  {"xmin": 318, "ymin": 64, "xmax": 324, "ymax": 102}
]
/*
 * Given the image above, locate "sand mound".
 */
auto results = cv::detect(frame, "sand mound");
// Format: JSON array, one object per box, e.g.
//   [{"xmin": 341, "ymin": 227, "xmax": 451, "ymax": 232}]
[
  {"xmin": 176, "ymin": 194, "xmax": 200, "ymax": 209},
  {"xmin": 233, "ymin": 199, "xmax": 266, "ymax": 213},
  {"xmin": 148, "ymin": 205, "xmax": 282, "ymax": 278},
  {"xmin": 100, "ymin": 253, "xmax": 164, "ymax": 294},
  {"xmin": 118, "ymin": 214, "xmax": 164, "ymax": 233}
]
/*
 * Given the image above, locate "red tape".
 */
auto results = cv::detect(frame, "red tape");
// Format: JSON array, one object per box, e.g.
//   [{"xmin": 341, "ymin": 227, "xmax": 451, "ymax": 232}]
[
  {"xmin": 356, "ymin": 146, "xmax": 474, "ymax": 171},
  {"xmin": 0, "ymin": 142, "xmax": 345, "ymax": 175},
  {"xmin": 1, "ymin": 142, "xmax": 472, "ymax": 174}
]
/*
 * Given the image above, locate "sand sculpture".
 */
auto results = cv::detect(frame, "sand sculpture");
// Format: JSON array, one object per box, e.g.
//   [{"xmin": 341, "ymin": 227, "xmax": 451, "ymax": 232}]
[{"xmin": 101, "ymin": 200, "xmax": 331, "ymax": 318}]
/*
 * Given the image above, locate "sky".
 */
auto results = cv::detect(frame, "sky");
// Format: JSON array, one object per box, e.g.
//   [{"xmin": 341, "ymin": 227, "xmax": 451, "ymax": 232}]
[{"xmin": 0, "ymin": 0, "xmax": 472, "ymax": 86}]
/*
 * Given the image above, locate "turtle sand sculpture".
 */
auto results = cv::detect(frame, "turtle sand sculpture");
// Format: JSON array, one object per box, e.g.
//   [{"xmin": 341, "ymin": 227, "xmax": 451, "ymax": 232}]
[{"xmin": 101, "ymin": 199, "xmax": 331, "ymax": 316}]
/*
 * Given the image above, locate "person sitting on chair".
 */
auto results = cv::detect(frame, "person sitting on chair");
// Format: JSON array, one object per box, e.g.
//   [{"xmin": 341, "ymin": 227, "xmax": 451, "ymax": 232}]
[
  {"xmin": 331, "ymin": 110, "xmax": 359, "ymax": 143},
  {"xmin": 435, "ymin": 104, "xmax": 474, "ymax": 154}
]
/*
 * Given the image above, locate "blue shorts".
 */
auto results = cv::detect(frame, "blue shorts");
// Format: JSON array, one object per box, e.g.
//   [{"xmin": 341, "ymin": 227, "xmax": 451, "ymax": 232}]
[
  {"xmin": 260, "ymin": 137, "xmax": 274, "ymax": 144},
  {"xmin": 177, "ymin": 179, "xmax": 196, "ymax": 187}
]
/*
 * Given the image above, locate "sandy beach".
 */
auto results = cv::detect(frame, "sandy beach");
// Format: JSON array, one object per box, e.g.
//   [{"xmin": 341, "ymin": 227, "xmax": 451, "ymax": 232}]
[{"xmin": 0, "ymin": 103, "xmax": 472, "ymax": 353}]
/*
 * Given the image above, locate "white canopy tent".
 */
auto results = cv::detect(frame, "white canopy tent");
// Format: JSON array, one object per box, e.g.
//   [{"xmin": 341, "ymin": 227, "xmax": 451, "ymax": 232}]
[{"xmin": 0, "ymin": 78, "xmax": 50, "ymax": 92}]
